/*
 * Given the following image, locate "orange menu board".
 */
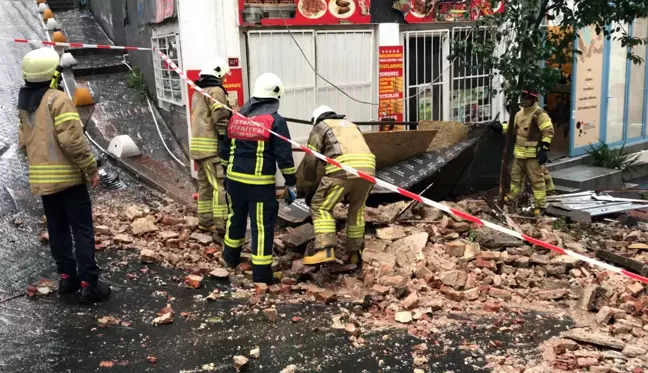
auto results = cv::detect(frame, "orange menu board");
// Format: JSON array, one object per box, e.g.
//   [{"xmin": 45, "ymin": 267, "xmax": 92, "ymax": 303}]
[{"xmin": 378, "ymin": 46, "xmax": 404, "ymax": 126}]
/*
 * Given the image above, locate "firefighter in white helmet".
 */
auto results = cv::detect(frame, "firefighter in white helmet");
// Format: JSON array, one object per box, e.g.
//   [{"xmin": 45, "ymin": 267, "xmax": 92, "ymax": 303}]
[
  {"xmin": 300, "ymin": 105, "xmax": 375, "ymax": 266},
  {"xmin": 190, "ymin": 58, "xmax": 231, "ymax": 233},
  {"xmin": 220, "ymin": 73, "xmax": 297, "ymax": 284},
  {"xmin": 19, "ymin": 47, "xmax": 110, "ymax": 304}
]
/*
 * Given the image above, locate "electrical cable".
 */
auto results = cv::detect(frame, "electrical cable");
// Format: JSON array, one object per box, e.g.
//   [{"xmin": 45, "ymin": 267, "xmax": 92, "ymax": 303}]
[
  {"xmin": 273, "ymin": 0, "xmax": 475, "ymax": 106},
  {"xmin": 122, "ymin": 58, "xmax": 187, "ymax": 168}
]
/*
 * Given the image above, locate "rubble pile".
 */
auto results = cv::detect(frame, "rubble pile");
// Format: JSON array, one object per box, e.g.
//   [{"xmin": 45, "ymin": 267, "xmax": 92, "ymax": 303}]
[{"xmin": 84, "ymin": 193, "xmax": 648, "ymax": 371}]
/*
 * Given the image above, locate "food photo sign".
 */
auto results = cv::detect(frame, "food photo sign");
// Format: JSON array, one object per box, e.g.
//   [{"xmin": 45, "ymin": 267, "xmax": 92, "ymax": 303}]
[
  {"xmin": 239, "ymin": 0, "xmax": 371, "ymax": 26},
  {"xmin": 392, "ymin": 0, "xmax": 504, "ymax": 23}
]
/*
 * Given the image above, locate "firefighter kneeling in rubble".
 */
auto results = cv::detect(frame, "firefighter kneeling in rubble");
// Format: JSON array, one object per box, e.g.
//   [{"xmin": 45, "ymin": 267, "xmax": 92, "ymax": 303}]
[
  {"xmin": 190, "ymin": 58, "xmax": 231, "ymax": 234},
  {"xmin": 300, "ymin": 106, "xmax": 376, "ymax": 265},
  {"xmin": 491, "ymin": 90, "xmax": 555, "ymax": 216},
  {"xmin": 19, "ymin": 47, "xmax": 110, "ymax": 303},
  {"xmin": 220, "ymin": 73, "xmax": 297, "ymax": 284}
]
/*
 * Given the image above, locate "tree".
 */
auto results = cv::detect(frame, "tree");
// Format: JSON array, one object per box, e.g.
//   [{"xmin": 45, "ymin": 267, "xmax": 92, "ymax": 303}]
[{"xmin": 449, "ymin": 0, "xmax": 648, "ymax": 206}]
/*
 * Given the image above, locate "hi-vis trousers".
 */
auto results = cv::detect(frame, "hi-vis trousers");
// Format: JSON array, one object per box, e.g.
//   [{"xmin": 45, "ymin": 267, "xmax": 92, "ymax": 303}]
[
  {"xmin": 310, "ymin": 176, "xmax": 373, "ymax": 252},
  {"xmin": 223, "ymin": 179, "xmax": 277, "ymax": 283},
  {"xmin": 506, "ymin": 158, "xmax": 548, "ymax": 208},
  {"xmin": 196, "ymin": 158, "xmax": 228, "ymax": 229}
]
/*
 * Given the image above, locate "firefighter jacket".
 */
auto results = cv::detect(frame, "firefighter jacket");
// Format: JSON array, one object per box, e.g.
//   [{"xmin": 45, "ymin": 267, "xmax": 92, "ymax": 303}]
[
  {"xmin": 302, "ymin": 116, "xmax": 376, "ymax": 192},
  {"xmin": 220, "ymin": 98, "xmax": 296, "ymax": 186},
  {"xmin": 18, "ymin": 88, "xmax": 97, "ymax": 196},
  {"xmin": 190, "ymin": 82, "xmax": 230, "ymax": 160},
  {"xmin": 502, "ymin": 103, "xmax": 554, "ymax": 159}
]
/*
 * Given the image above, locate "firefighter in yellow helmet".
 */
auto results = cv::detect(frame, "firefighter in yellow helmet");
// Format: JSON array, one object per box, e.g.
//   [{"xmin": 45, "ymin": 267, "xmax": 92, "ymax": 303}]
[
  {"xmin": 190, "ymin": 58, "xmax": 231, "ymax": 233},
  {"xmin": 301, "ymin": 106, "xmax": 375, "ymax": 265},
  {"xmin": 491, "ymin": 90, "xmax": 555, "ymax": 215},
  {"xmin": 19, "ymin": 47, "xmax": 110, "ymax": 304}
]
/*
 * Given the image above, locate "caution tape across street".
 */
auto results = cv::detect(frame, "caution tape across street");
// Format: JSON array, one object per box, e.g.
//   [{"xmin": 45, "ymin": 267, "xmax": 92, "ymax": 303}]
[
  {"xmin": 5, "ymin": 37, "xmax": 152, "ymax": 51},
  {"xmin": 154, "ymin": 49, "xmax": 648, "ymax": 285}
]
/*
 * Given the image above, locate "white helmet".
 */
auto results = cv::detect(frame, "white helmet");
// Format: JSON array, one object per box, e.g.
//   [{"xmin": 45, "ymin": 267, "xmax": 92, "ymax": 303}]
[
  {"xmin": 312, "ymin": 105, "xmax": 334, "ymax": 124},
  {"xmin": 199, "ymin": 57, "xmax": 230, "ymax": 79},
  {"xmin": 37, "ymin": 3, "xmax": 49, "ymax": 13},
  {"xmin": 46, "ymin": 18, "xmax": 62, "ymax": 31},
  {"xmin": 252, "ymin": 73, "xmax": 284, "ymax": 100},
  {"xmin": 22, "ymin": 47, "xmax": 60, "ymax": 83}
]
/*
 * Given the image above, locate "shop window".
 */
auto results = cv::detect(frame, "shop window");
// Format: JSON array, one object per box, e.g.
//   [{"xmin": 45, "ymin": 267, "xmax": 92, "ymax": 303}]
[
  {"xmin": 627, "ymin": 19, "xmax": 647, "ymax": 140},
  {"xmin": 605, "ymin": 22, "xmax": 628, "ymax": 144},
  {"xmin": 151, "ymin": 33, "xmax": 184, "ymax": 106},
  {"xmin": 450, "ymin": 27, "xmax": 493, "ymax": 123},
  {"xmin": 403, "ymin": 30, "xmax": 448, "ymax": 122}
]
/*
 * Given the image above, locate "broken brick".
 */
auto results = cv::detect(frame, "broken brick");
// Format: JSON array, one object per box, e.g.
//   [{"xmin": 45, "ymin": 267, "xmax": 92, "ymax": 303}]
[
  {"xmin": 395, "ymin": 311, "xmax": 412, "ymax": 324},
  {"xmin": 233, "ymin": 355, "xmax": 249, "ymax": 372},
  {"xmin": 263, "ymin": 308, "xmax": 277, "ymax": 322},
  {"xmin": 445, "ymin": 240, "xmax": 466, "ymax": 257},
  {"xmin": 439, "ymin": 270, "xmax": 468, "ymax": 289},
  {"xmin": 595, "ymin": 306, "xmax": 626, "ymax": 325},
  {"xmin": 537, "ymin": 289, "xmax": 569, "ymax": 301},
  {"xmin": 315, "ymin": 290, "xmax": 337, "ymax": 304},
  {"xmin": 372, "ymin": 284, "xmax": 391, "ymax": 296},
  {"xmin": 184, "ymin": 275, "xmax": 203, "ymax": 289},
  {"xmin": 476, "ymin": 258, "xmax": 496, "ymax": 270},
  {"xmin": 489, "ymin": 287, "xmax": 512, "ymax": 300},
  {"xmin": 401, "ymin": 292, "xmax": 419, "ymax": 310}
]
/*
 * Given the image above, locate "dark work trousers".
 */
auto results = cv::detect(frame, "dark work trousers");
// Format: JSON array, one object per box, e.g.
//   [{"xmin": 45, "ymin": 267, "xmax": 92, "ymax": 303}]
[
  {"xmin": 41, "ymin": 184, "xmax": 100, "ymax": 285},
  {"xmin": 224, "ymin": 179, "xmax": 277, "ymax": 282}
]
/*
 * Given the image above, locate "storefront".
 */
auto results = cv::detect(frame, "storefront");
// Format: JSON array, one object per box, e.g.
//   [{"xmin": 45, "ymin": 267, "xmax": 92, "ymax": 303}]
[{"xmin": 570, "ymin": 19, "xmax": 648, "ymax": 157}]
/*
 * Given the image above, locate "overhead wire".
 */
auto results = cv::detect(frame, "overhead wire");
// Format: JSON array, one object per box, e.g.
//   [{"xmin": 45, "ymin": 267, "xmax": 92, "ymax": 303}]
[{"xmin": 273, "ymin": 0, "xmax": 479, "ymax": 106}]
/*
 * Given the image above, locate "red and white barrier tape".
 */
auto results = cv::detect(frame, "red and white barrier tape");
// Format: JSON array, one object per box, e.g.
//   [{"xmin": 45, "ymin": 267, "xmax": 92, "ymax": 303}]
[
  {"xmin": 161, "ymin": 49, "xmax": 648, "ymax": 285},
  {"xmin": 5, "ymin": 37, "xmax": 151, "ymax": 51}
]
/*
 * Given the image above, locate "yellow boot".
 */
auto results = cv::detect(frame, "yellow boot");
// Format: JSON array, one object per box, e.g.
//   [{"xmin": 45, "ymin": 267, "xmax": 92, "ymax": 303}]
[
  {"xmin": 303, "ymin": 247, "xmax": 336, "ymax": 265},
  {"xmin": 199, "ymin": 224, "xmax": 217, "ymax": 233}
]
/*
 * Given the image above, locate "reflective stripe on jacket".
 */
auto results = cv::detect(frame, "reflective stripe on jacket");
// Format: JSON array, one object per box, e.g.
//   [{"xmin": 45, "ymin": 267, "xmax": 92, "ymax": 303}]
[
  {"xmin": 220, "ymin": 113, "xmax": 296, "ymax": 186},
  {"xmin": 502, "ymin": 103, "xmax": 554, "ymax": 159},
  {"xmin": 190, "ymin": 86, "xmax": 230, "ymax": 160},
  {"xmin": 18, "ymin": 89, "xmax": 97, "ymax": 196},
  {"xmin": 302, "ymin": 119, "xmax": 375, "ymax": 191}
]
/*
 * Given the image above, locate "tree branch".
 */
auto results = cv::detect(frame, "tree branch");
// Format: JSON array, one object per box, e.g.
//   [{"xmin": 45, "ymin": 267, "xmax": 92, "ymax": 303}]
[{"xmin": 534, "ymin": 0, "xmax": 552, "ymax": 29}]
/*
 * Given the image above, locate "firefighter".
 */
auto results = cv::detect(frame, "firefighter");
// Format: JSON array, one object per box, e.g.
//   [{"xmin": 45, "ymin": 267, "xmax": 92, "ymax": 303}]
[
  {"xmin": 491, "ymin": 90, "xmax": 555, "ymax": 215},
  {"xmin": 301, "ymin": 106, "xmax": 375, "ymax": 265},
  {"xmin": 220, "ymin": 73, "xmax": 297, "ymax": 284},
  {"xmin": 18, "ymin": 47, "xmax": 110, "ymax": 303},
  {"xmin": 190, "ymin": 58, "xmax": 231, "ymax": 233}
]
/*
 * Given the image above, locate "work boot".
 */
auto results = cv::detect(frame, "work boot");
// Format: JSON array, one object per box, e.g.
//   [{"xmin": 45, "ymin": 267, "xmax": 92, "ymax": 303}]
[
  {"xmin": 303, "ymin": 247, "xmax": 336, "ymax": 265},
  {"xmin": 252, "ymin": 264, "xmax": 279, "ymax": 284},
  {"xmin": 58, "ymin": 273, "xmax": 81, "ymax": 294},
  {"xmin": 199, "ymin": 224, "xmax": 217, "ymax": 233},
  {"xmin": 80, "ymin": 281, "xmax": 111, "ymax": 304},
  {"xmin": 223, "ymin": 246, "xmax": 241, "ymax": 268},
  {"xmin": 350, "ymin": 250, "xmax": 363, "ymax": 269}
]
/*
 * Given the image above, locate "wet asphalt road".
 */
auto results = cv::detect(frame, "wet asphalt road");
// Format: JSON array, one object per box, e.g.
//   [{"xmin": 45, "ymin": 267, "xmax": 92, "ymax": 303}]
[{"xmin": 0, "ymin": 2, "xmax": 574, "ymax": 372}]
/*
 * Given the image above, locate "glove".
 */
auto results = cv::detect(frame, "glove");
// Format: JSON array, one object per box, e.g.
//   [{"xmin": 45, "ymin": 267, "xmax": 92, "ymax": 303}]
[
  {"xmin": 489, "ymin": 120, "xmax": 503, "ymax": 134},
  {"xmin": 285, "ymin": 185, "xmax": 297, "ymax": 204},
  {"xmin": 537, "ymin": 142, "xmax": 550, "ymax": 165},
  {"xmin": 305, "ymin": 190, "xmax": 315, "ymax": 207}
]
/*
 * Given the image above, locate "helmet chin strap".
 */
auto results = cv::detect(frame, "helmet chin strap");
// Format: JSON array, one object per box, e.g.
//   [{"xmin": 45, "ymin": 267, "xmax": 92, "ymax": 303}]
[{"xmin": 49, "ymin": 66, "xmax": 63, "ymax": 89}]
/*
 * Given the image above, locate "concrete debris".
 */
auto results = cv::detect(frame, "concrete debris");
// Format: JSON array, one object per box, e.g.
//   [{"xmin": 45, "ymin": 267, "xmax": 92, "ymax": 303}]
[
  {"xmin": 83, "ymin": 191, "xmax": 648, "ymax": 372},
  {"xmin": 249, "ymin": 347, "xmax": 260, "ymax": 359},
  {"xmin": 280, "ymin": 365, "xmax": 297, "ymax": 373},
  {"xmin": 395, "ymin": 311, "xmax": 412, "ymax": 324},
  {"xmin": 233, "ymin": 355, "xmax": 249, "ymax": 372},
  {"xmin": 563, "ymin": 328, "xmax": 626, "ymax": 350}
]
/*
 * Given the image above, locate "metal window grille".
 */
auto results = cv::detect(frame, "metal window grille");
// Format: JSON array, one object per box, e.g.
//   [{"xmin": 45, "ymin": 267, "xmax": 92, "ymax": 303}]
[
  {"xmin": 450, "ymin": 26, "xmax": 493, "ymax": 124},
  {"xmin": 151, "ymin": 33, "xmax": 184, "ymax": 106},
  {"xmin": 402, "ymin": 30, "xmax": 451, "ymax": 124},
  {"xmin": 246, "ymin": 29, "xmax": 376, "ymax": 141}
]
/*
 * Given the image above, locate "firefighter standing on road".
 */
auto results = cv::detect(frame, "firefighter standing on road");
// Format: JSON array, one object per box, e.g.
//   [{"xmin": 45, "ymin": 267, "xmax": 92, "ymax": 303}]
[
  {"xmin": 190, "ymin": 58, "xmax": 231, "ymax": 234},
  {"xmin": 300, "ymin": 106, "xmax": 376, "ymax": 265},
  {"xmin": 18, "ymin": 47, "xmax": 110, "ymax": 304},
  {"xmin": 491, "ymin": 90, "xmax": 555, "ymax": 215},
  {"xmin": 220, "ymin": 73, "xmax": 297, "ymax": 284}
]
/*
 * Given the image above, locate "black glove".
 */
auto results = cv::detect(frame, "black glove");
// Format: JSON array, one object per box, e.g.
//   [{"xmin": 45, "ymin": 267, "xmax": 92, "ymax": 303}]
[
  {"xmin": 537, "ymin": 142, "xmax": 550, "ymax": 165},
  {"xmin": 489, "ymin": 120, "xmax": 503, "ymax": 134}
]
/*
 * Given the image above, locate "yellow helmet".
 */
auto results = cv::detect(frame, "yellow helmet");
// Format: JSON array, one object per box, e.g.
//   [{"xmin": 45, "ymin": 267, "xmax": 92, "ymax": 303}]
[{"xmin": 22, "ymin": 47, "xmax": 60, "ymax": 83}]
